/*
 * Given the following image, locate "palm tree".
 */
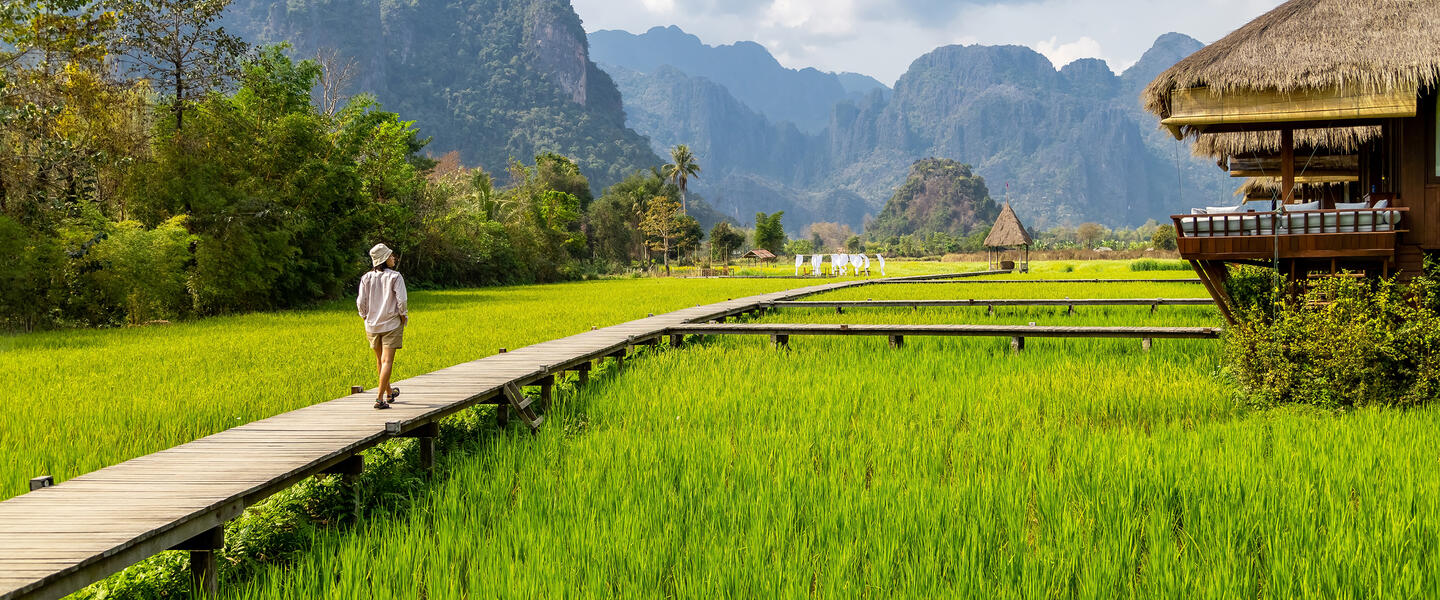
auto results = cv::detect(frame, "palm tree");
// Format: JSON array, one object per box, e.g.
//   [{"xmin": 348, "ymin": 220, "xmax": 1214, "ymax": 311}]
[{"xmin": 663, "ymin": 144, "xmax": 701, "ymax": 214}]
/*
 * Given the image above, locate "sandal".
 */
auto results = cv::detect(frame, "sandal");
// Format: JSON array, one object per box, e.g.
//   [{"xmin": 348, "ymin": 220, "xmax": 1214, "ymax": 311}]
[
  {"xmin": 374, "ymin": 400, "xmax": 391, "ymax": 410},
  {"xmin": 387, "ymin": 387, "xmax": 400, "ymax": 403}
]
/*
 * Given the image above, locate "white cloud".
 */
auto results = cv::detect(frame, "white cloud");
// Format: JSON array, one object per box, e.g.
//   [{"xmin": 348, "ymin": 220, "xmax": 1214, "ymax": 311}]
[
  {"xmin": 1033, "ymin": 36, "xmax": 1107, "ymax": 69},
  {"xmin": 572, "ymin": 0, "xmax": 1286, "ymax": 84}
]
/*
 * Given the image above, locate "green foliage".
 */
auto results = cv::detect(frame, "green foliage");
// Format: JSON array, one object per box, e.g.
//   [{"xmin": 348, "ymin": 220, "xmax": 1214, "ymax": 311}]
[
  {"xmin": 1129, "ymin": 258, "xmax": 1190, "ymax": 272},
  {"xmin": 710, "ymin": 221, "xmax": 745, "ymax": 263},
  {"xmin": 1151, "ymin": 224, "xmax": 1178, "ymax": 250},
  {"xmin": 109, "ymin": 0, "xmax": 249, "ymax": 130},
  {"xmin": 753, "ymin": 210, "xmax": 785, "ymax": 254},
  {"xmin": 1224, "ymin": 265, "xmax": 1280, "ymax": 315},
  {"xmin": 88, "ymin": 216, "xmax": 195, "ymax": 324},
  {"xmin": 1225, "ymin": 274, "xmax": 1440, "ymax": 408},
  {"xmin": 866, "ymin": 158, "xmax": 997, "ymax": 239},
  {"xmin": 844, "ymin": 234, "xmax": 865, "ymax": 253},
  {"xmin": 783, "ymin": 239, "xmax": 814, "ymax": 255}
]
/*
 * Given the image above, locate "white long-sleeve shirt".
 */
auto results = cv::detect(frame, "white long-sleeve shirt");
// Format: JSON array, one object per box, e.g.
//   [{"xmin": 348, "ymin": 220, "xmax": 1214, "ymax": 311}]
[{"xmin": 357, "ymin": 268, "xmax": 408, "ymax": 333}]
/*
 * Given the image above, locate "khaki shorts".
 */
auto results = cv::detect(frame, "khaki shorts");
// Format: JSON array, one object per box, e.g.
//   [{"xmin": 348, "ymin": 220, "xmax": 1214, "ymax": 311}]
[{"xmin": 367, "ymin": 325, "xmax": 404, "ymax": 351}]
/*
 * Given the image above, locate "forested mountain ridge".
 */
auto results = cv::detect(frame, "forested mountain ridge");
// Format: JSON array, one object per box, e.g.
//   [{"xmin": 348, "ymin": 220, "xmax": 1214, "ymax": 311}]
[
  {"xmin": 225, "ymin": 0, "xmax": 660, "ymax": 191},
  {"xmin": 596, "ymin": 29, "xmax": 1233, "ymax": 231}
]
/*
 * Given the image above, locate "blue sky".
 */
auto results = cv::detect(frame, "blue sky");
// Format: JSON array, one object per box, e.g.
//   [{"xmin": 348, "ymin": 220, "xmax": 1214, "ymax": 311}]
[{"xmin": 571, "ymin": 0, "xmax": 1283, "ymax": 84}]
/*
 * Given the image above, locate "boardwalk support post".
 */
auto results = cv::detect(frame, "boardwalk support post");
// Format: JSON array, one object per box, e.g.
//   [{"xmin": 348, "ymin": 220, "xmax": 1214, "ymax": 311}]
[
  {"xmin": 1142, "ymin": 338, "xmax": 1153, "ymax": 352},
  {"xmin": 771, "ymin": 333, "xmax": 789, "ymax": 349},
  {"xmin": 538, "ymin": 376, "xmax": 555, "ymax": 411},
  {"xmin": 173, "ymin": 525, "xmax": 224, "ymax": 598},
  {"xmin": 889, "ymin": 335, "xmax": 904, "ymax": 349},
  {"xmin": 323, "ymin": 455, "xmax": 365, "ymax": 517},
  {"xmin": 28, "ymin": 475, "xmax": 54, "ymax": 491},
  {"xmin": 1011, "ymin": 337, "xmax": 1025, "ymax": 352},
  {"xmin": 835, "ymin": 306, "xmax": 844, "ymax": 315},
  {"xmin": 669, "ymin": 334, "xmax": 685, "ymax": 347},
  {"xmin": 575, "ymin": 361, "xmax": 591, "ymax": 386},
  {"xmin": 611, "ymin": 349, "xmax": 626, "ymax": 369},
  {"xmin": 395, "ymin": 422, "xmax": 440, "ymax": 474}
]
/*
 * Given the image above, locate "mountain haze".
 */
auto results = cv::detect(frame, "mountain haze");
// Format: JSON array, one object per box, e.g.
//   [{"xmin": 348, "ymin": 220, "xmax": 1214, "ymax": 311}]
[{"xmin": 595, "ymin": 28, "xmax": 1234, "ymax": 232}]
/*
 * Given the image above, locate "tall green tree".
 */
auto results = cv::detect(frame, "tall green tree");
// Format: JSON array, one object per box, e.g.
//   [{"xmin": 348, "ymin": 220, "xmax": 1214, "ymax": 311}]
[
  {"xmin": 640, "ymin": 195, "xmax": 682, "ymax": 276},
  {"xmin": 109, "ymin": 0, "xmax": 248, "ymax": 130},
  {"xmin": 709, "ymin": 221, "xmax": 744, "ymax": 265},
  {"xmin": 663, "ymin": 144, "xmax": 700, "ymax": 214},
  {"xmin": 753, "ymin": 211, "xmax": 786, "ymax": 254}
]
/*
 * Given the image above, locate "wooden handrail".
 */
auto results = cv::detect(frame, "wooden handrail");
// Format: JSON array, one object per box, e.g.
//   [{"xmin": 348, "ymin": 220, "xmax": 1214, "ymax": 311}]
[{"xmin": 1170, "ymin": 207, "xmax": 1408, "ymax": 238}]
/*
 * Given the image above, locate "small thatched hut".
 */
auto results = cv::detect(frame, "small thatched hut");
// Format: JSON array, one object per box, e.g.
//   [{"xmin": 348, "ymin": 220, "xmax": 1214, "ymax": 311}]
[
  {"xmin": 983, "ymin": 203, "xmax": 1032, "ymax": 272},
  {"xmin": 739, "ymin": 249, "xmax": 776, "ymax": 263}
]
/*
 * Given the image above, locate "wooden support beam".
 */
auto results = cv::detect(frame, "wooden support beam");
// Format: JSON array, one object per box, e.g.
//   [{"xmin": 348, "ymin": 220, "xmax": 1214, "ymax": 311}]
[
  {"xmin": 1281, "ymin": 127, "xmax": 1295, "ymax": 204},
  {"xmin": 29, "ymin": 476, "xmax": 54, "ymax": 491},
  {"xmin": 538, "ymin": 376, "xmax": 555, "ymax": 411},
  {"xmin": 771, "ymin": 333, "xmax": 789, "ymax": 348},
  {"xmin": 669, "ymin": 333, "xmax": 685, "ymax": 347},
  {"xmin": 1011, "ymin": 337, "xmax": 1025, "ymax": 352},
  {"xmin": 574, "ymin": 361, "xmax": 591, "ymax": 386},
  {"xmin": 889, "ymin": 335, "xmax": 904, "ymax": 349},
  {"xmin": 1143, "ymin": 338, "xmax": 1153, "ymax": 351},
  {"xmin": 611, "ymin": 349, "xmax": 626, "ymax": 369},
  {"xmin": 322, "ymin": 455, "xmax": 363, "ymax": 477}
]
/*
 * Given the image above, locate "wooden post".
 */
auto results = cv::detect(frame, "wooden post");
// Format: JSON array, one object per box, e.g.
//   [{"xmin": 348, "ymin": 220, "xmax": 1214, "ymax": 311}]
[
  {"xmin": 889, "ymin": 335, "xmax": 904, "ymax": 349},
  {"xmin": 612, "ymin": 349, "xmax": 626, "ymax": 369},
  {"xmin": 1142, "ymin": 338, "xmax": 1153, "ymax": 351},
  {"xmin": 539, "ymin": 376, "xmax": 554, "ymax": 411},
  {"xmin": 28, "ymin": 475, "xmax": 54, "ymax": 491},
  {"xmin": 323, "ymin": 455, "xmax": 365, "ymax": 517},
  {"xmin": 669, "ymin": 333, "xmax": 685, "ymax": 347},
  {"xmin": 835, "ymin": 306, "xmax": 844, "ymax": 315},
  {"xmin": 1011, "ymin": 336, "xmax": 1025, "ymax": 352},
  {"xmin": 350, "ymin": 385, "xmax": 364, "ymax": 394},
  {"xmin": 172, "ymin": 526, "xmax": 224, "ymax": 598},
  {"xmin": 397, "ymin": 422, "xmax": 440, "ymax": 474},
  {"xmin": 771, "ymin": 333, "xmax": 790, "ymax": 348},
  {"xmin": 575, "ymin": 361, "xmax": 591, "ymax": 386},
  {"xmin": 1281, "ymin": 127, "xmax": 1295, "ymax": 205}
]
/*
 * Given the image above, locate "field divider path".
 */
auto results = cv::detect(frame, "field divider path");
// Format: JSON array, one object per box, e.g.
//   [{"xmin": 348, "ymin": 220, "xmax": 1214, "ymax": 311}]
[{"xmin": 0, "ymin": 271, "xmax": 983, "ymax": 600}]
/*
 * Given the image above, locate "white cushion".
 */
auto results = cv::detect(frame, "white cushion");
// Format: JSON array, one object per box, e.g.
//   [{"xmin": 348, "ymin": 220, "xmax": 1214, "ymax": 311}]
[
  {"xmin": 1290, "ymin": 201, "xmax": 1321, "ymax": 211},
  {"xmin": 1190, "ymin": 208, "xmax": 1208, "ymax": 215},
  {"xmin": 1373, "ymin": 199, "xmax": 1390, "ymax": 209},
  {"xmin": 1205, "ymin": 205, "xmax": 1246, "ymax": 214},
  {"xmin": 1335, "ymin": 201, "xmax": 1369, "ymax": 210}
]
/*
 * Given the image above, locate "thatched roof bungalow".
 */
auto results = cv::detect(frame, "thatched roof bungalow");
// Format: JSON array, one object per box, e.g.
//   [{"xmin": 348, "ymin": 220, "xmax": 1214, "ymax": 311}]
[{"xmin": 1144, "ymin": 0, "xmax": 1440, "ymax": 322}]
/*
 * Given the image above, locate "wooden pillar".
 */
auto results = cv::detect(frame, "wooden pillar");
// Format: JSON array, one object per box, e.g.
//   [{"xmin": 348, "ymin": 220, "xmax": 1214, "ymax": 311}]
[
  {"xmin": 395, "ymin": 422, "xmax": 439, "ymax": 475},
  {"xmin": 170, "ymin": 526, "xmax": 224, "ymax": 597},
  {"xmin": 835, "ymin": 306, "xmax": 844, "ymax": 315},
  {"xmin": 1281, "ymin": 127, "xmax": 1296, "ymax": 205},
  {"xmin": 539, "ymin": 376, "xmax": 554, "ymax": 411},
  {"xmin": 1010, "ymin": 336, "xmax": 1025, "ymax": 352},
  {"xmin": 323, "ymin": 455, "xmax": 365, "ymax": 517},
  {"xmin": 669, "ymin": 333, "xmax": 685, "ymax": 347},
  {"xmin": 612, "ymin": 349, "xmax": 626, "ymax": 370},
  {"xmin": 888, "ymin": 335, "xmax": 904, "ymax": 349},
  {"xmin": 771, "ymin": 333, "xmax": 789, "ymax": 348},
  {"xmin": 1142, "ymin": 338, "xmax": 1153, "ymax": 352},
  {"xmin": 575, "ymin": 361, "xmax": 591, "ymax": 386}
]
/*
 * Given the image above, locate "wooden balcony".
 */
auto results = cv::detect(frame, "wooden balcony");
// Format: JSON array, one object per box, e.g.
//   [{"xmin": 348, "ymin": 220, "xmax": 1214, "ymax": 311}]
[{"xmin": 1170, "ymin": 207, "xmax": 1407, "ymax": 261}]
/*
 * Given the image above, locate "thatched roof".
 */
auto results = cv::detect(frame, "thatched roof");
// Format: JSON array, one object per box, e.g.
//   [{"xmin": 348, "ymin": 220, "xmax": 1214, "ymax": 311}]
[
  {"xmin": 1192, "ymin": 126, "xmax": 1380, "ymax": 159},
  {"xmin": 983, "ymin": 203, "xmax": 1032, "ymax": 248},
  {"xmin": 1235, "ymin": 177, "xmax": 1349, "ymax": 199},
  {"xmin": 740, "ymin": 249, "xmax": 776, "ymax": 260},
  {"xmin": 1143, "ymin": 0, "xmax": 1440, "ymax": 118}
]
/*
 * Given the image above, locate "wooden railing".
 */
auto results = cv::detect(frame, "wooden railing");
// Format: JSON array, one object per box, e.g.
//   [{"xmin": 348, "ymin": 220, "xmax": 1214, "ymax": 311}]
[{"xmin": 1170, "ymin": 207, "xmax": 1408, "ymax": 238}]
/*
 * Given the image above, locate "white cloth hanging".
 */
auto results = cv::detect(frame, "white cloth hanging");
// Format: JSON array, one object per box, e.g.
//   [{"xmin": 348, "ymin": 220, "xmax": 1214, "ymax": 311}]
[
  {"xmin": 795, "ymin": 254, "xmax": 804, "ymax": 276},
  {"xmin": 861, "ymin": 254, "xmax": 871, "ymax": 275},
  {"xmin": 810, "ymin": 253, "xmax": 824, "ymax": 276},
  {"xmin": 832, "ymin": 254, "xmax": 848, "ymax": 275},
  {"xmin": 877, "ymin": 254, "xmax": 886, "ymax": 276},
  {"xmin": 849, "ymin": 254, "xmax": 865, "ymax": 276}
]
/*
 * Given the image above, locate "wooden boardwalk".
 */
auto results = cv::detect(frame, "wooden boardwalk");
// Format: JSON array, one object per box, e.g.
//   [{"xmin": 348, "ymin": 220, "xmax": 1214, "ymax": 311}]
[
  {"xmin": 0, "ymin": 275, "xmax": 926, "ymax": 600},
  {"xmin": 668, "ymin": 322, "xmax": 1221, "ymax": 351},
  {"xmin": 769, "ymin": 298, "xmax": 1213, "ymax": 310},
  {"xmin": 876, "ymin": 278, "xmax": 1203, "ymax": 284}
]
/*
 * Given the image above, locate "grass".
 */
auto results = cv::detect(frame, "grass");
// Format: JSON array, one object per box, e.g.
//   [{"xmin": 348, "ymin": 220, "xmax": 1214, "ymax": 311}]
[{"xmin": 220, "ymin": 286, "xmax": 1440, "ymax": 597}]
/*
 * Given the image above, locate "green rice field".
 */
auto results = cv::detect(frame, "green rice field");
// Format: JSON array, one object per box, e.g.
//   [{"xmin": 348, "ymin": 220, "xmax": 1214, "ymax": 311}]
[
  {"xmin": 14, "ymin": 259, "xmax": 1436, "ymax": 598},
  {"xmin": 212, "ymin": 267, "xmax": 1430, "ymax": 598}
]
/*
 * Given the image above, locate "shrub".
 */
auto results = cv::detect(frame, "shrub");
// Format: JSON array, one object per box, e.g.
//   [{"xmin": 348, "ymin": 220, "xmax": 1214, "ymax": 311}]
[
  {"xmin": 89, "ymin": 217, "xmax": 195, "ymax": 324},
  {"xmin": 1129, "ymin": 258, "xmax": 1190, "ymax": 272},
  {"xmin": 1151, "ymin": 225, "xmax": 1178, "ymax": 250},
  {"xmin": 1224, "ymin": 273, "xmax": 1440, "ymax": 409}
]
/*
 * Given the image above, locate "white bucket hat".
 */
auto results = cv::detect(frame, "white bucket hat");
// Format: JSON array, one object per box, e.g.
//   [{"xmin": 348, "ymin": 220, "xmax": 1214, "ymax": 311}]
[{"xmin": 369, "ymin": 243, "xmax": 394, "ymax": 267}]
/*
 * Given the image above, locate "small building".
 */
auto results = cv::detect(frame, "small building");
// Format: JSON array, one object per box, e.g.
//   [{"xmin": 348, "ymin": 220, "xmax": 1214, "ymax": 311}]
[
  {"xmin": 983, "ymin": 203, "xmax": 1032, "ymax": 272},
  {"xmin": 1145, "ymin": 0, "xmax": 1440, "ymax": 323},
  {"xmin": 740, "ymin": 249, "xmax": 777, "ymax": 263}
]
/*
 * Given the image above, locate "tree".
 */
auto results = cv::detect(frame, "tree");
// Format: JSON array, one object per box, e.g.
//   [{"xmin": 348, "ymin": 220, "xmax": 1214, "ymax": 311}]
[
  {"xmin": 807, "ymin": 222, "xmax": 854, "ymax": 252},
  {"xmin": 1077, "ymin": 222, "xmax": 1107, "ymax": 249},
  {"xmin": 810, "ymin": 231, "xmax": 824, "ymax": 254},
  {"xmin": 845, "ymin": 234, "xmax": 865, "ymax": 253},
  {"xmin": 663, "ymin": 144, "xmax": 700, "ymax": 213},
  {"xmin": 710, "ymin": 221, "xmax": 744, "ymax": 265},
  {"xmin": 640, "ymin": 195, "xmax": 682, "ymax": 276},
  {"xmin": 1151, "ymin": 224, "xmax": 1178, "ymax": 251},
  {"xmin": 109, "ymin": 0, "xmax": 248, "ymax": 130},
  {"xmin": 754, "ymin": 211, "xmax": 785, "ymax": 254}
]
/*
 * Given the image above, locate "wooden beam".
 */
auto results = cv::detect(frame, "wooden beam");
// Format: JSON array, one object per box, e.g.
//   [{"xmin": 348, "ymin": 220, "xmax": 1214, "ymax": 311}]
[
  {"xmin": 1281, "ymin": 127, "xmax": 1296, "ymax": 204},
  {"xmin": 1163, "ymin": 84, "xmax": 1418, "ymax": 130}
]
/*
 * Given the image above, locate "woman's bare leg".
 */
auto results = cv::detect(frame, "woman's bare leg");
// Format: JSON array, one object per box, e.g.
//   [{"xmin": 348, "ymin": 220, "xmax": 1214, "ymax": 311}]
[
  {"xmin": 373, "ymin": 344, "xmax": 385, "ymax": 402},
  {"xmin": 378, "ymin": 346, "xmax": 397, "ymax": 402}
]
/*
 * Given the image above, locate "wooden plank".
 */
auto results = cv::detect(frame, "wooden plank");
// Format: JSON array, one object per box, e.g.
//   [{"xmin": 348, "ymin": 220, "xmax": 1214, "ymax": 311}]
[
  {"xmin": 667, "ymin": 323, "xmax": 1221, "ymax": 339},
  {"xmin": 771, "ymin": 299, "xmax": 1212, "ymax": 308}
]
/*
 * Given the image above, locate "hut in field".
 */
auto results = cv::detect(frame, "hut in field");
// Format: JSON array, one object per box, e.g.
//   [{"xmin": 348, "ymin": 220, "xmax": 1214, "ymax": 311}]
[
  {"xmin": 983, "ymin": 203, "xmax": 1032, "ymax": 272},
  {"xmin": 740, "ymin": 249, "xmax": 777, "ymax": 263},
  {"xmin": 1145, "ymin": 0, "xmax": 1440, "ymax": 323}
]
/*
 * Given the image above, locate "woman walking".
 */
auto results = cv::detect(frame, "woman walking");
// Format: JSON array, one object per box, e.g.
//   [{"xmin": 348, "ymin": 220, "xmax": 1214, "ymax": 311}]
[{"xmin": 358, "ymin": 243, "xmax": 408, "ymax": 409}]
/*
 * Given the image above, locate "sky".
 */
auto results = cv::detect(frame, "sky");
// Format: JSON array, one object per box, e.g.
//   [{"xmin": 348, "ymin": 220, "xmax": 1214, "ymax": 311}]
[{"xmin": 570, "ymin": 0, "xmax": 1283, "ymax": 85}]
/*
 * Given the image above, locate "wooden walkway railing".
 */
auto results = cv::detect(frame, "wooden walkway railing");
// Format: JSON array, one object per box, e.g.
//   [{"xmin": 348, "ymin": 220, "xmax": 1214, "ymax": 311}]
[{"xmin": 666, "ymin": 322, "xmax": 1222, "ymax": 351}]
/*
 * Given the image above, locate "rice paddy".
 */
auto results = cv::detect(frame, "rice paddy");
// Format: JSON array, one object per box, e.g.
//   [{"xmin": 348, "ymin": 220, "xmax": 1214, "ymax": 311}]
[
  {"xmin": 14, "ymin": 259, "xmax": 1438, "ymax": 598},
  {"xmin": 200, "ymin": 267, "xmax": 1435, "ymax": 598}
]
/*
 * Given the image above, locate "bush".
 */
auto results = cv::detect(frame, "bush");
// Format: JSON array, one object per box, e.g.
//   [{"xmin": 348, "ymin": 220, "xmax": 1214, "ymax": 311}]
[
  {"xmin": 1151, "ymin": 225, "xmax": 1177, "ymax": 250},
  {"xmin": 1224, "ymin": 274, "xmax": 1440, "ymax": 409},
  {"xmin": 89, "ymin": 217, "xmax": 195, "ymax": 324},
  {"xmin": 1129, "ymin": 258, "xmax": 1190, "ymax": 272}
]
